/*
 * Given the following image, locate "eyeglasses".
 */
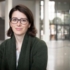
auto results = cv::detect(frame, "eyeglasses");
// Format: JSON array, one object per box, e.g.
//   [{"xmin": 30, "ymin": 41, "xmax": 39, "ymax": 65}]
[{"xmin": 11, "ymin": 17, "xmax": 28, "ymax": 25}]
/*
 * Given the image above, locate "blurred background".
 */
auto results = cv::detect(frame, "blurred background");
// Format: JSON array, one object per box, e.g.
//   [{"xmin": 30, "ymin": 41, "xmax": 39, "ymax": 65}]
[{"xmin": 0, "ymin": 0, "xmax": 70, "ymax": 70}]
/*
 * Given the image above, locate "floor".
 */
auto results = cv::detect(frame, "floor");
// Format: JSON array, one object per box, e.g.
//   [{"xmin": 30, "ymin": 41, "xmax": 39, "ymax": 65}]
[{"xmin": 47, "ymin": 40, "xmax": 70, "ymax": 70}]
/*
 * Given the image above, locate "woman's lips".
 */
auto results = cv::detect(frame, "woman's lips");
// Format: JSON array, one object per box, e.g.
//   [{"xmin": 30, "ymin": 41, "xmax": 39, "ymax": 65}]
[{"xmin": 16, "ymin": 28, "xmax": 22, "ymax": 31}]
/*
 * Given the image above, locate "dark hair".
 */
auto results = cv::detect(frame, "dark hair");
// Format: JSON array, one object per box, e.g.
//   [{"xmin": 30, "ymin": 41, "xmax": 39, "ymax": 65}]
[{"xmin": 7, "ymin": 4, "xmax": 37, "ymax": 37}]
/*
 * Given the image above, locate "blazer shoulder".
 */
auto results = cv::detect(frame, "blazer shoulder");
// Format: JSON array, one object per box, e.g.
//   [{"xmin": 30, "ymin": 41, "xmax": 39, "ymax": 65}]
[
  {"xmin": 0, "ymin": 38, "xmax": 11, "ymax": 48},
  {"xmin": 30, "ymin": 36, "xmax": 47, "ymax": 49}
]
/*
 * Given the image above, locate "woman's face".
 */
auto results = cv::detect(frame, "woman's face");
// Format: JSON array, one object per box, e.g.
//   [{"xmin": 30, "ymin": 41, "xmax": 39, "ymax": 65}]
[{"xmin": 10, "ymin": 10, "xmax": 30, "ymax": 36}]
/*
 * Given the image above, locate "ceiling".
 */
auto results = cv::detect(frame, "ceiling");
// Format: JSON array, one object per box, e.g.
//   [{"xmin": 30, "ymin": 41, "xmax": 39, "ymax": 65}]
[{"xmin": 0, "ymin": 0, "xmax": 70, "ymax": 3}]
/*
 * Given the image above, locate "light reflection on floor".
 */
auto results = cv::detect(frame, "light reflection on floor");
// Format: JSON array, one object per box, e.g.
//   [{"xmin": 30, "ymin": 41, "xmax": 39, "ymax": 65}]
[{"xmin": 47, "ymin": 40, "xmax": 70, "ymax": 70}]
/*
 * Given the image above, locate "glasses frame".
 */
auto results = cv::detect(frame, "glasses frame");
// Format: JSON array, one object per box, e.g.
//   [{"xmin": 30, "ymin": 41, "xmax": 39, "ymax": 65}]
[{"xmin": 11, "ymin": 17, "xmax": 28, "ymax": 25}]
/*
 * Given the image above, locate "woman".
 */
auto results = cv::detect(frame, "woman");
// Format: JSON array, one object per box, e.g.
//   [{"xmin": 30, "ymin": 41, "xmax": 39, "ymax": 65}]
[{"xmin": 0, "ymin": 4, "xmax": 48, "ymax": 70}]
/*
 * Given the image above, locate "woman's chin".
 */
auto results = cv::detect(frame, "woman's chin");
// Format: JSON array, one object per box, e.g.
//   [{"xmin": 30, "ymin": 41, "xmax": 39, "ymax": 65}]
[{"xmin": 14, "ymin": 33, "xmax": 25, "ymax": 36}]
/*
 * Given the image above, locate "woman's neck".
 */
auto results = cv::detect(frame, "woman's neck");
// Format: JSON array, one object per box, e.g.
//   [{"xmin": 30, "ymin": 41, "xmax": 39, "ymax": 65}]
[
  {"xmin": 15, "ymin": 34, "xmax": 25, "ymax": 42},
  {"xmin": 14, "ymin": 34, "xmax": 25, "ymax": 51}
]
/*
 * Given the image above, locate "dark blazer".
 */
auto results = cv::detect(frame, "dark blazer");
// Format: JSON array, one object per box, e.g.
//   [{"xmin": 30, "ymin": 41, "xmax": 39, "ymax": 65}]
[{"xmin": 0, "ymin": 33, "xmax": 48, "ymax": 70}]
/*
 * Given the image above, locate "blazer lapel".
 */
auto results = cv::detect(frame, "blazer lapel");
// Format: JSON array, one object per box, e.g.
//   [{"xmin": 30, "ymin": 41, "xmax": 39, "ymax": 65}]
[{"xmin": 7, "ymin": 36, "xmax": 16, "ymax": 70}]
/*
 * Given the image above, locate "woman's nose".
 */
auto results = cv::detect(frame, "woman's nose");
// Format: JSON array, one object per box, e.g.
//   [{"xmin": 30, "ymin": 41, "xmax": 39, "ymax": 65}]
[{"xmin": 17, "ymin": 20, "xmax": 21, "ymax": 26}]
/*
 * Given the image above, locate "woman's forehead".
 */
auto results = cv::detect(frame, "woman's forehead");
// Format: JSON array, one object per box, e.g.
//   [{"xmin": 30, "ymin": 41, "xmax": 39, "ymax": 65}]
[{"xmin": 12, "ymin": 10, "xmax": 27, "ymax": 18}]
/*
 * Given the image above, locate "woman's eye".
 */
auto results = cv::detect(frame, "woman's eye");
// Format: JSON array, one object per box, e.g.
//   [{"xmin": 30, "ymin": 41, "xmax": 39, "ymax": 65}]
[
  {"xmin": 13, "ymin": 18, "xmax": 17, "ymax": 21},
  {"xmin": 22, "ymin": 19, "xmax": 27, "ymax": 22}
]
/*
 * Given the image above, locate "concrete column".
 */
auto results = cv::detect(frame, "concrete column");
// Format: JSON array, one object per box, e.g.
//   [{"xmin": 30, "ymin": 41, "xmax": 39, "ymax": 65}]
[
  {"xmin": 35, "ymin": 0, "xmax": 40, "ymax": 38},
  {"xmin": 5, "ymin": 0, "xmax": 12, "ymax": 39},
  {"xmin": 43, "ymin": 0, "xmax": 50, "ymax": 42}
]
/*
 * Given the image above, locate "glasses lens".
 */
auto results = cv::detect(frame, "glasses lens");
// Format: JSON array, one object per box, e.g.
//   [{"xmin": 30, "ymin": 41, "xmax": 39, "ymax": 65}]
[
  {"xmin": 11, "ymin": 18, "xmax": 18, "ymax": 23},
  {"xmin": 21, "ymin": 18, "xmax": 27, "ymax": 24}
]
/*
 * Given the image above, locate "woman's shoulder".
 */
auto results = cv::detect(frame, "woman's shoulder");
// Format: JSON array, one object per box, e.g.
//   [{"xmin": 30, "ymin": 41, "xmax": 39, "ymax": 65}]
[
  {"xmin": 30, "ymin": 36, "xmax": 47, "ymax": 48},
  {"xmin": 0, "ymin": 38, "xmax": 11, "ymax": 53},
  {"xmin": 0, "ymin": 38, "xmax": 11, "ymax": 47}
]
